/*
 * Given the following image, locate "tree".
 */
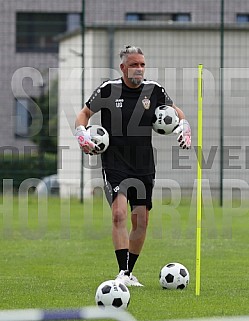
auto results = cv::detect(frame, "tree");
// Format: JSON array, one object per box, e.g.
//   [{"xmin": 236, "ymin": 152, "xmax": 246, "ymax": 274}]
[{"xmin": 31, "ymin": 79, "xmax": 58, "ymax": 155}]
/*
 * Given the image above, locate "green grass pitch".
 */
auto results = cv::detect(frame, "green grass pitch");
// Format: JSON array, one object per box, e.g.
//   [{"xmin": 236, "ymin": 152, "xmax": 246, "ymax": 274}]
[{"xmin": 0, "ymin": 196, "xmax": 249, "ymax": 320}]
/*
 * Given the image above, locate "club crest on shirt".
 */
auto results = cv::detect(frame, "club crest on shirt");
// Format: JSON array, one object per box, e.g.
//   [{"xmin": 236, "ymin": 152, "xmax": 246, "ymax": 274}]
[{"xmin": 142, "ymin": 96, "xmax": 150, "ymax": 109}]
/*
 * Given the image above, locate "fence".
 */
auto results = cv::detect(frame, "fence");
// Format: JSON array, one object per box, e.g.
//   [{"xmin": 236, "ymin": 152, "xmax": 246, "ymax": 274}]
[{"xmin": 1, "ymin": 0, "xmax": 249, "ymax": 202}]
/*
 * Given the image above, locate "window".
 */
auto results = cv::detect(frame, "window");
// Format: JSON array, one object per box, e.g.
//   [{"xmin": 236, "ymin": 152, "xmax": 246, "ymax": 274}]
[
  {"xmin": 125, "ymin": 12, "xmax": 191, "ymax": 22},
  {"xmin": 237, "ymin": 14, "xmax": 249, "ymax": 23},
  {"xmin": 67, "ymin": 13, "xmax": 81, "ymax": 32},
  {"xmin": 126, "ymin": 13, "xmax": 142, "ymax": 21},
  {"xmin": 15, "ymin": 98, "xmax": 31, "ymax": 137},
  {"xmin": 173, "ymin": 13, "xmax": 191, "ymax": 22},
  {"xmin": 16, "ymin": 12, "xmax": 81, "ymax": 53}
]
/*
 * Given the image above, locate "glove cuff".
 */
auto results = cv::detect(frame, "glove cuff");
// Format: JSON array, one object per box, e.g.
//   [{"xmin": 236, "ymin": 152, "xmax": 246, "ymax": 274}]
[
  {"xmin": 74, "ymin": 125, "xmax": 86, "ymax": 136},
  {"xmin": 179, "ymin": 119, "xmax": 190, "ymax": 126}
]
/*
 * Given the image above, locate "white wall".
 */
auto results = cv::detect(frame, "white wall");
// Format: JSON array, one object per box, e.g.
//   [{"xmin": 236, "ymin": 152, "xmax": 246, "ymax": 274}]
[{"xmin": 58, "ymin": 32, "xmax": 94, "ymax": 198}]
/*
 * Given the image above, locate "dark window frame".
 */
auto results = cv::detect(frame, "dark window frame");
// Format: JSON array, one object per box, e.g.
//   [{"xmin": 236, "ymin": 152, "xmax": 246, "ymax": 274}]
[
  {"xmin": 15, "ymin": 98, "xmax": 32, "ymax": 138},
  {"xmin": 236, "ymin": 13, "xmax": 249, "ymax": 23},
  {"xmin": 125, "ymin": 12, "xmax": 191, "ymax": 22},
  {"xmin": 16, "ymin": 12, "xmax": 81, "ymax": 53}
]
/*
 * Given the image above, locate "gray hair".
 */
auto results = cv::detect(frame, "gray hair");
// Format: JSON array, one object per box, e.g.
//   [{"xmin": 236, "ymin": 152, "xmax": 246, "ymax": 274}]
[{"xmin": 119, "ymin": 45, "xmax": 144, "ymax": 63}]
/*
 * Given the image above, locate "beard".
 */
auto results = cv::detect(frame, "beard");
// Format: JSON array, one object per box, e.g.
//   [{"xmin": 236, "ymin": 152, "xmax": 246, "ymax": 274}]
[{"xmin": 129, "ymin": 77, "xmax": 143, "ymax": 85}]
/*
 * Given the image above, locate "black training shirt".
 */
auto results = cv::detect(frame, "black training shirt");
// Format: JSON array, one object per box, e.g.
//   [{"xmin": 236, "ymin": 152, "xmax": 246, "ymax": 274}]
[{"xmin": 85, "ymin": 78, "xmax": 173, "ymax": 175}]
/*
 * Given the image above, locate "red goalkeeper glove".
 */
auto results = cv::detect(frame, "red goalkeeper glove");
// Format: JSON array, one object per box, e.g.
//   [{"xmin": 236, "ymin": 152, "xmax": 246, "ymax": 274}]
[{"xmin": 74, "ymin": 125, "xmax": 100, "ymax": 154}]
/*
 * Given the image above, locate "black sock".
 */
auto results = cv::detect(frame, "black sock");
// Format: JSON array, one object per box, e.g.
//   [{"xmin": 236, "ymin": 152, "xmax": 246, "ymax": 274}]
[
  {"xmin": 115, "ymin": 249, "xmax": 128, "ymax": 271},
  {"xmin": 128, "ymin": 252, "xmax": 139, "ymax": 273}
]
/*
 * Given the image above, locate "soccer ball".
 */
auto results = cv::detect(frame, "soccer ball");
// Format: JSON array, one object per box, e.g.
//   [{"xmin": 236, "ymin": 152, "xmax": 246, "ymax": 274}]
[
  {"xmin": 152, "ymin": 105, "xmax": 179, "ymax": 135},
  {"xmin": 95, "ymin": 280, "xmax": 130, "ymax": 309},
  {"xmin": 86, "ymin": 124, "xmax": 109, "ymax": 154},
  {"xmin": 159, "ymin": 262, "xmax": 190, "ymax": 290}
]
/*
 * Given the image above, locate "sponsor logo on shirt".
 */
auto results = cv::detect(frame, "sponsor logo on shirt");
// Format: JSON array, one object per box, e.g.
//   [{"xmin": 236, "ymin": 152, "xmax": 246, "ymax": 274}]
[{"xmin": 115, "ymin": 99, "xmax": 124, "ymax": 108}]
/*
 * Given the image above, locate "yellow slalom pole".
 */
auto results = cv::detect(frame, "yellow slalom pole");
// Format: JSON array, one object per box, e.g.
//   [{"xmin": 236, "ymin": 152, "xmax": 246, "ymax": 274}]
[{"xmin": 196, "ymin": 64, "xmax": 203, "ymax": 296}]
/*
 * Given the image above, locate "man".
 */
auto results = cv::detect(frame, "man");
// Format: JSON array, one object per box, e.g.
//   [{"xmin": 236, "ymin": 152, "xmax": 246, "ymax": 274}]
[{"xmin": 75, "ymin": 45, "xmax": 191, "ymax": 287}]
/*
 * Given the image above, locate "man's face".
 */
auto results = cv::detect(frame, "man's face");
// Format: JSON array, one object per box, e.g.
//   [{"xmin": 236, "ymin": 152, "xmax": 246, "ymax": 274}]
[{"xmin": 120, "ymin": 53, "xmax": 145, "ymax": 87}]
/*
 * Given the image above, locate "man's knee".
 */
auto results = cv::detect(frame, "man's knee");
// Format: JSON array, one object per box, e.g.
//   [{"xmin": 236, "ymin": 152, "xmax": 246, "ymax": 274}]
[{"xmin": 112, "ymin": 207, "xmax": 127, "ymax": 225}]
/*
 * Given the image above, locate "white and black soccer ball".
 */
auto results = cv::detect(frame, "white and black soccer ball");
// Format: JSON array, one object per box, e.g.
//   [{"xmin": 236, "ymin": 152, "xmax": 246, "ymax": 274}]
[
  {"xmin": 95, "ymin": 280, "xmax": 130, "ymax": 309},
  {"xmin": 152, "ymin": 105, "xmax": 179, "ymax": 135},
  {"xmin": 86, "ymin": 125, "xmax": 109, "ymax": 154},
  {"xmin": 159, "ymin": 262, "xmax": 190, "ymax": 290}
]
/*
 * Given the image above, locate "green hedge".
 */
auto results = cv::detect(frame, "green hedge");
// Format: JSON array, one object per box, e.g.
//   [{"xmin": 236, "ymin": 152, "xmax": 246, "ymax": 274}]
[{"xmin": 0, "ymin": 153, "xmax": 57, "ymax": 192}]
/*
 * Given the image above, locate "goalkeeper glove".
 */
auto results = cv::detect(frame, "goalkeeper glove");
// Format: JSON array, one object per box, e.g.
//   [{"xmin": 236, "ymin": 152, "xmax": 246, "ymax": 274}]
[
  {"xmin": 173, "ymin": 119, "xmax": 191, "ymax": 149},
  {"xmin": 74, "ymin": 125, "xmax": 100, "ymax": 154}
]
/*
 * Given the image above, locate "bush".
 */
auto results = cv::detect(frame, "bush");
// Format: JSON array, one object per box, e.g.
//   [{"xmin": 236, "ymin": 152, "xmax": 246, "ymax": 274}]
[{"xmin": 0, "ymin": 153, "xmax": 57, "ymax": 193}]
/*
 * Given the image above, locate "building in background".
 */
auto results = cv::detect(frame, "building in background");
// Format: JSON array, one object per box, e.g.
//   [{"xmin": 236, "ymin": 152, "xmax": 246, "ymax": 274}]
[
  {"xmin": 1, "ymin": 0, "xmax": 249, "ymax": 152},
  {"xmin": 1, "ymin": 0, "xmax": 249, "ymax": 199},
  {"xmin": 0, "ymin": 0, "xmax": 82, "ymax": 152}
]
